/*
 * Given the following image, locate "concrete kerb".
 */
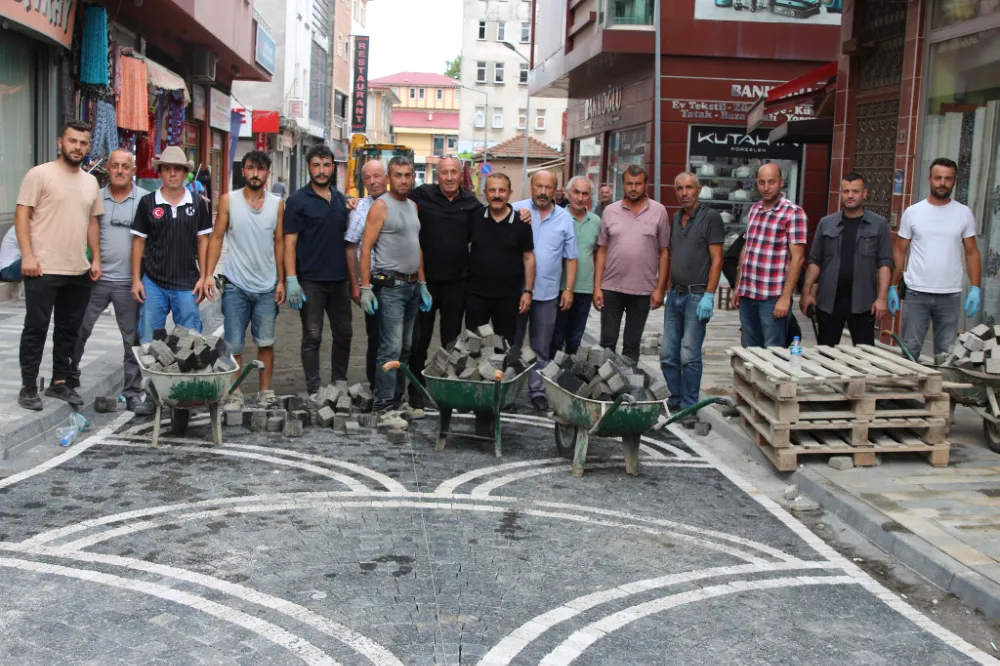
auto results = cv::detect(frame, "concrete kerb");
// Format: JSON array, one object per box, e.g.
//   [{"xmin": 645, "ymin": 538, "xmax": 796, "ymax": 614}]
[{"xmin": 0, "ymin": 357, "xmax": 123, "ymax": 460}]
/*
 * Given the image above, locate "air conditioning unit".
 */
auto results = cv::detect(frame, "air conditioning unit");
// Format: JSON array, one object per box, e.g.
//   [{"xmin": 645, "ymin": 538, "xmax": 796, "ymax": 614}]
[{"xmin": 188, "ymin": 48, "xmax": 218, "ymax": 83}]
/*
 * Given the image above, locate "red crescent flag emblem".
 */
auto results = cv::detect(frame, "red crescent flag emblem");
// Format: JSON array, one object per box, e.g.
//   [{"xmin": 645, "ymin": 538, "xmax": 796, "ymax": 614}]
[{"xmin": 153, "ymin": 207, "xmax": 164, "ymax": 219}]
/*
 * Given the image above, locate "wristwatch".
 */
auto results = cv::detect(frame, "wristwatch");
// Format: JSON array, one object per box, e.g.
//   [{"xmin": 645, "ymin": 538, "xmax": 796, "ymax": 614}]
[{"xmin": 523, "ymin": 289, "xmax": 533, "ymax": 295}]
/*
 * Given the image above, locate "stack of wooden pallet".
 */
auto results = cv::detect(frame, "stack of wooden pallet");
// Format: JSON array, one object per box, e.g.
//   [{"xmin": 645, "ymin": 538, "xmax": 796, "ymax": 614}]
[{"xmin": 729, "ymin": 344, "xmax": 950, "ymax": 471}]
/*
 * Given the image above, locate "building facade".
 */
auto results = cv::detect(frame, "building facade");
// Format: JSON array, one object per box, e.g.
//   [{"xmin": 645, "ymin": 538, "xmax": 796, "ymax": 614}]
[
  {"xmin": 459, "ymin": 0, "xmax": 565, "ymax": 154},
  {"xmin": 369, "ymin": 73, "xmax": 461, "ymax": 185},
  {"xmin": 366, "ymin": 88, "xmax": 400, "ymax": 144},
  {"xmin": 530, "ymin": 0, "xmax": 839, "ymax": 241}
]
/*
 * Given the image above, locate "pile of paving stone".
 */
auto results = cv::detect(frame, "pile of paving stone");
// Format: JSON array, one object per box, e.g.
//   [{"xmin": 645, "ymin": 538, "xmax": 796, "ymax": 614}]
[
  {"xmin": 421, "ymin": 324, "xmax": 537, "ymax": 382},
  {"xmin": 539, "ymin": 346, "xmax": 669, "ymax": 402},
  {"xmin": 138, "ymin": 327, "xmax": 236, "ymax": 374},
  {"xmin": 640, "ymin": 333, "xmax": 662, "ymax": 357},
  {"xmin": 941, "ymin": 324, "xmax": 1000, "ymax": 373}
]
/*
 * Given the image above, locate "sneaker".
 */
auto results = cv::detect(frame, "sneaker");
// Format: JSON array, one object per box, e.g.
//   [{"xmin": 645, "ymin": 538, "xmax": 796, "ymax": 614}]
[
  {"xmin": 531, "ymin": 395, "xmax": 549, "ymax": 412},
  {"xmin": 224, "ymin": 393, "xmax": 245, "ymax": 410},
  {"xmin": 402, "ymin": 404, "xmax": 426, "ymax": 420},
  {"xmin": 18, "ymin": 387, "xmax": 42, "ymax": 411},
  {"xmin": 377, "ymin": 410, "xmax": 409, "ymax": 430},
  {"xmin": 127, "ymin": 395, "xmax": 155, "ymax": 416},
  {"xmin": 45, "ymin": 382, "xmax": 83, "ymax": 406},
  {"xmin": 408, "ymin": 390, "xmax": 425, "ymax": 411},
  {"xmin": 258, "ymin": 390, "xmax": 279, "ymax": 408}
]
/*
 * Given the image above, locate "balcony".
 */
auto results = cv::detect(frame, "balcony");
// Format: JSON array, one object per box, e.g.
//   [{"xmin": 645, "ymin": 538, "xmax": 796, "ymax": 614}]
[{"xmin": 608, "ymin": 0, "xmax": 654, "ymax": 27}]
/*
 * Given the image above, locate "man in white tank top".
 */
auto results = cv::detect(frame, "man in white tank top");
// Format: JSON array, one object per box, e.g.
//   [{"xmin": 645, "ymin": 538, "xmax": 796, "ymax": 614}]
[{"xmin": 206, "ymin": 151, "xmax": 286, "ymax": 407}]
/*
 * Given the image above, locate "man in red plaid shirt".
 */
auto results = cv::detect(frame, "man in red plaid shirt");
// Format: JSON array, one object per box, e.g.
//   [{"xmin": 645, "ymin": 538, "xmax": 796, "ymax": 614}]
[{"xmin": 732, "ymin": 163, "xmax": 807, "ymax": 347}]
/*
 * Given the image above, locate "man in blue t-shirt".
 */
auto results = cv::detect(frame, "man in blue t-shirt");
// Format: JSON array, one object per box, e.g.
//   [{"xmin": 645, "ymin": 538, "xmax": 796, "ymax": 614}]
[{"xmin": 283, "ymin": 145, "xmax": 358, "ymax": 394}]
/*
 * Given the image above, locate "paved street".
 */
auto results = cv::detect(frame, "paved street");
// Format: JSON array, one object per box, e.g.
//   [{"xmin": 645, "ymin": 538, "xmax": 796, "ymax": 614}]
[{"xmin": 0, "ymin": 396, "xmax": 993, "ymax": 664}]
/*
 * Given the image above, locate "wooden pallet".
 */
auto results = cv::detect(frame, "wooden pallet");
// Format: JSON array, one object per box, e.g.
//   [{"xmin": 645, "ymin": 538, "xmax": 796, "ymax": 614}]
[{"xmin": 737, "ymin": 413, "xmax": 951, "ymax": 471}]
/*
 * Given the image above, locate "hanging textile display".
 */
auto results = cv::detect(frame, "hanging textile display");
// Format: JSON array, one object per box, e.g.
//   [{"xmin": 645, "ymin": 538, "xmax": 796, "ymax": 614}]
[
  {"xmin": 91, "ymin": 101, "xmax": 119, "ymax": 160},
  {"xmin": 154, "ymin": 94, "xmax": 165, "ymax": 156},
  {"xmin": 80, "ymin": 6, "xmax": 109, "ymax": 85},
  {"xmin": 116, "ymin": 56, "xmax": 149, "ymax": 132},
  {"xmin": 166, "ymin": 89, "xmax": 186, "ymax": 146}
]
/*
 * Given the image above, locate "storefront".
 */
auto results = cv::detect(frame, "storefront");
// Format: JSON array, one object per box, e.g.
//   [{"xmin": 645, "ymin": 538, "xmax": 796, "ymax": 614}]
[{"xmin": 571, "ymin": 135, "xmax": 603, "ymax": 206}]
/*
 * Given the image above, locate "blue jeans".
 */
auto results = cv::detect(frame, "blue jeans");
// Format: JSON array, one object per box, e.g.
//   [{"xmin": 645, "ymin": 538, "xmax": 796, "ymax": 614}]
[
  {"xmin": 0, "ymin": 259, "xmax": 22, "ymax": 282},
  {"xmin": 550, "ymin": 295, "xmax": 592, "ymax": 357},
  {"xmin": 739, "ymin": 297, "xmax": 787, "ymax": 348},
  {"xmin": 138, "ymin": 275, "xmax": 202, "ymax": 343},
  {"xmin": 660, "ymin": 292, "xmax": 708, "ymax": 409},
  {"xmin": 222, "ymin": 282, "xmax": 278, "ymax": 354},
  {"xmin": 374, "ymin": 281, "xmax": 420, "ymax": 411}
]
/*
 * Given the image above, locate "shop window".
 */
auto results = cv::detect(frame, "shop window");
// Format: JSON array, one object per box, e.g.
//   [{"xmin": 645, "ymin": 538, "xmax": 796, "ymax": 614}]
[
  {"xmin": 0, "ymin": 34, "xmax": 35, "ymax": 218},
  {"xmin": 572, "ymin": 135, "xmax": 603, "ymax": 208},
  {"xmin": 933, "ymin": 0, "xmax": 1000, "ymax": 29},
  {"xmin": 476, "ymin": 61, "xmax": 487, "ymax": 83},
  {"xmin": 494, "ymin": 63, "xmax": 505, "ymax": 84}
]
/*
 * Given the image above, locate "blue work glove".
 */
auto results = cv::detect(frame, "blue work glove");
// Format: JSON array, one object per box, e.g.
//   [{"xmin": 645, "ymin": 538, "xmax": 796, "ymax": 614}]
[
  {"xmin": 286, "ymin": 276, "xmax": 306, "ymax": 310},
  {"xmin": 419, "ymin": 282, "xmax": 433, "ymax": 313},
  {"xmin": 360, "ymin": 286, "xmax": 378, "ymax": 315},
  {"xmin": 965, "ymin": 285, "xmax": 982, "ymax": 318},
  {"xmin": 887, "ymin": 286, "xmax": 900, "ymax": 316},
  {"xmin": 696, "ymin": 292, "xmax": 714, "ymax": 321}
]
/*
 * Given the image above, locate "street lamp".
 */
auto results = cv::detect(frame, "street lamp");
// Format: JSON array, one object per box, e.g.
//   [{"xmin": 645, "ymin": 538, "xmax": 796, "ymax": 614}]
[
  {"xmin": 502, "ymin": 41, "xmax": 531, "ymax": 198},
  {"xmin": 459, "ymin": 85, "xmax": 489, "ymax": 165}
]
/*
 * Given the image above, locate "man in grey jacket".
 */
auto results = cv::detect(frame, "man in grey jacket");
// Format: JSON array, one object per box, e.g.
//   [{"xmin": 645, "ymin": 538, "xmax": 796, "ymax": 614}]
[{"xmin": 800, "ymin": 172, "xmax": 892, "ymax": 346}]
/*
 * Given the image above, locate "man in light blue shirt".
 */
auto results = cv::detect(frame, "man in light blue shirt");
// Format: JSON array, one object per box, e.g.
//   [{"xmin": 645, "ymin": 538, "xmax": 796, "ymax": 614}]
[{"xmin": 512, "ymin": 170, "xmax": 578, "ymax": 411}]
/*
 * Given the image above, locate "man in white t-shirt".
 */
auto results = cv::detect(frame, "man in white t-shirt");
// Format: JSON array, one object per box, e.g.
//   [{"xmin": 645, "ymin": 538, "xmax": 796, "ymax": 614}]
[
  {"xmin": 890, "ymin": 157, "xmax": 982, "ymax": 356},
  {"xmin": 0, "ymin": 227, "xmax": 22, "ymax": 282}
]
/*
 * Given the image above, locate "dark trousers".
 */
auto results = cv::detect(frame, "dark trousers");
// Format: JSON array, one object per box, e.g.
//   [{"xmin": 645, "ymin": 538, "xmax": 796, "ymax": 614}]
[
  {"xmin": 465, "ymin": 293, "xmax": 521, "ymax": 344},
  {"xmin": 21, "ymin": 273, "xmax": 92, "ymax": 387},
  {"xmin": 599, "ymin": 290, "xmax": 651, "ymax": 363},
  {"xmin": 410, "ymin": 279, "xmax": 466, "ymax": 387},
  {"xmin": 365, "ymin": 311, "xmax": 379, "ymax": 390},
  {"xmin": 816, "ymin": 309, "xmax": 876, "ymax": 346},
  {"xmin": 550, "ymin": 296, "xmax": 592, "ymax": 357},
  {"xmin": 299, "ymin": 279, "xmax": 352, "ymax": 392}
]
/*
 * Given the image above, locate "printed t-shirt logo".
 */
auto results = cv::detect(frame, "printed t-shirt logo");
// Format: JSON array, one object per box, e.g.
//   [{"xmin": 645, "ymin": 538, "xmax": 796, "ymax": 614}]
[
  {"xmin": 153, "ymin": 207, "xmax": 165, "ymax": 220},
  {"xmin": 185, "ymin": 206, "xmax": 195, "ymax": 216}
]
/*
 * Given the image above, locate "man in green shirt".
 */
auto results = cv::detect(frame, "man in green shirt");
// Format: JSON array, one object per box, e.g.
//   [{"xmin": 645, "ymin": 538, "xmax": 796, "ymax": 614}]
[{"xmin": 550, "ymin": 176, "xmax": 601, "ymax": 356}]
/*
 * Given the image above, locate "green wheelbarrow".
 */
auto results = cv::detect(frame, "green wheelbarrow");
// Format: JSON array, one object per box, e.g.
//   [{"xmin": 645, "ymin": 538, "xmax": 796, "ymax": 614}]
[
  {"xmin": 383, "ymin": 360, "xmax": 534, "ymax": 457},
  {"xmin": 541, "ymin": 373, "xmax": 728, "ymax": 477}
]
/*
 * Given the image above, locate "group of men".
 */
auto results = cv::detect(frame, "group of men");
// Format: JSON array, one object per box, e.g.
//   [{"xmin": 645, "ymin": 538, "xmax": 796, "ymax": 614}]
[{"xmin": 11, "ymin": 119, "xmax": 984, "ymax": 423}]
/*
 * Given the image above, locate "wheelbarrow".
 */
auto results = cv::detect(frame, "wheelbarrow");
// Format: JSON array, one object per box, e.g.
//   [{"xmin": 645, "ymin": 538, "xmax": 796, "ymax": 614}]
[
  {"xmin": 132, "ymin": 347, "xmax": 261, "ymax": 447},
  {"xmin": 541, "ymin": 373, "xmax": 728, "ymax": 477},
  {"xmin": 383, "ymin": 360, "xmax": 534, "ymax": 457}
]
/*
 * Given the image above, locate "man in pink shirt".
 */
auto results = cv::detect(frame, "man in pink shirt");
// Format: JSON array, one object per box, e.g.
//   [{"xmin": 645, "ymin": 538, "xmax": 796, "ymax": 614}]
[{"xmin": 593, "ymin": 165, "xmax": 671, "ymax": 363}]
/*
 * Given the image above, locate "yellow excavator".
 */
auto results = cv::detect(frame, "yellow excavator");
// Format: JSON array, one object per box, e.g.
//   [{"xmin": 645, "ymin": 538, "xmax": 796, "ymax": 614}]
[{"xmin": 345, "ymin": 134, "xmax": 414, "ymax": 198}]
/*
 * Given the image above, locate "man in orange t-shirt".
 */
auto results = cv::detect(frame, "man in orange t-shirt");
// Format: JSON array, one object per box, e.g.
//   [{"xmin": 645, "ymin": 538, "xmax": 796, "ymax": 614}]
[{"xmin": 14, "ymin": 120, "xmax": 103, "ymax": 411}]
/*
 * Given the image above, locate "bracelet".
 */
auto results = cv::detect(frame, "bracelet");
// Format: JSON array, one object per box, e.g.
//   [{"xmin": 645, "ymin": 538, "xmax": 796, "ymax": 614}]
[{"xmin": 524, "ymin": 289, "xmax": 533, "ymax": 295}]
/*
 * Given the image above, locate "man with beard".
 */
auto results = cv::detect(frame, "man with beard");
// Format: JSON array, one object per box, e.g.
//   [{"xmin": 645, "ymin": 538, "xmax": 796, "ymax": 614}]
[
  {"xmin": 594, "ymin": 184, "xmax": 613, "ymax": 218},
  {"xmin": 593, "ymin": 165, "xmax": 670, "ymax": 364},
  {"xmin": 550, "ymin": 176, "xmax": 601, "ymax": 356},
  {"xmin": 70, "ymin": 148, "xmax": 153, "ymax": 415},
  {"xmin": 284, "ymin": 145, "xmax": 358, "ymax": 396},
  {"xmin": 346, "ymin": 159, "xmax": 389, "ymax": 390},
  {"xmin": 732, "ymin": 163, "xmax": 807, "ymax": 348},
  {"xmin": 131, "ymin": 146, "xmax": 215, "ymax": 342},
  {"xmin": 206, "ymin": 151, "xmax": 286, "ymax": 408},
  {"xmin": 14, "ymin": 120, "xmax": 103, "ymax": 410},
  {"xmin": 892, "ymin": 158, "xmax": 982, "ymax": 356},
  {"xmin": 359, "ymin": 156, "xmax": 431, "ymax": 426},
  {"xmin": 800, "ymin": 172, "xmax": 892, "ymax": 346}
]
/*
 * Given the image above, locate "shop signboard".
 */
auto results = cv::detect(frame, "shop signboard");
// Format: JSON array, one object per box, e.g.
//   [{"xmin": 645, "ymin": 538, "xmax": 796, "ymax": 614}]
[
  {"xmin": 352, "ymin": 36, "xmax": 370, "ymax": 134},
  {"xmin": 694, "ymin": 0, "xmax": 841, "ymax": 25},
  {"xmin": 209, "ymin": 88, "xmax": 231, "ymax": 132},
  {"xmin": 192, "ymin": 85, "xmax": 207, "ymax": 122},
  {"xmin": 255, "ymin": 22, "xmax": 276, "ymax": 75},
  {"xmin": 288, "ymin": 99, "xmax": 305, "ymax": 119},
  {"xmin": 1, "ymin": 0, "xmax": 77, "ymax": 48},
  {"xmin": 688, "ymin": 125, "xmax": 802, "ymax": 160},
  {"xmin": 252, "ymin": 110, "xmax": 281, "ymax": 134}
]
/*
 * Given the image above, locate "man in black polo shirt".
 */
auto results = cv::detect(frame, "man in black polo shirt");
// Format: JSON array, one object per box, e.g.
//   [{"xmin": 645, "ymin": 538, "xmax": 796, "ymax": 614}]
[
  {"xmin": 283, "ymin": 145, "xmax": 359, "ymax": 395},
  {"xmin": 466, "ymin": 173, "xmax": 535, "ymax": 343},
  {"xmin": 131, "ymin": 147, "xmax": 214, "ymax": 342}
]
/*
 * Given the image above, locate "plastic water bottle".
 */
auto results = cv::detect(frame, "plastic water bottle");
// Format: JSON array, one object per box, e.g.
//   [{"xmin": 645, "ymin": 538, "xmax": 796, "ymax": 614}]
[
  {"xmin": 118, "ymin": 394, "xmax": 127, "ymax": 405},
  {"xmin": 56, "ymin": 426, "xmax": 77, "ymax": 447},
  {"xmin": 789, "ymin": 336, "xmax": 803, "ymax": 373},
  {"xmin": 68, "ymin": 412, "xmax": 90, "ymax": 433}
]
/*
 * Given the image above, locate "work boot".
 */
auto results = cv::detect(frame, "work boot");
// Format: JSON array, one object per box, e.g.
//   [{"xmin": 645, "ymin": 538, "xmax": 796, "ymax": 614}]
[
  {"xmin": 18, "ymin": 387, "xmax": 42, "ymax": 411},
  {"xmin": 377, "ymin": 410, "xmax": 408, "ymax": 430},
  {"xmin": 45, "ymin": 382, "xmax": 83, "ymax": 406},
  {"xmin": 127, "ymin": 394, "xmax": 155, "ymax": 416},
  {"xmin": 258, "ymin": 390, "xmax": 278, "ymax": 408},
  {"xmin": 403, "ymin": 403, "xmax": 425, "ymax": 420},
  {"xmin": 531, "ymin": 395, "xmax": 549, "ymax": 412}
]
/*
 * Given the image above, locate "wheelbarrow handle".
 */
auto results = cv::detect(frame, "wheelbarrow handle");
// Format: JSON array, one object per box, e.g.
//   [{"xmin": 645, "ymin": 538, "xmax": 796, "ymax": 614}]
[
  {"xmin": 881, "ymin": 329, "xmax": 917, "ymax": 363},
  {"xmin": 227, "ymin": 360, "xmax": 264, "ymax": 396},
  {"xmin": 382, "ymin": 360, "xmax": 439, "ymax": 409},
  {"xmin": 662, "ymin": 397, "xmax": 731, "ymax": 426},
  {"xmin": 589, "ymin": 393, "xmax": 635, "ymax": 436}
]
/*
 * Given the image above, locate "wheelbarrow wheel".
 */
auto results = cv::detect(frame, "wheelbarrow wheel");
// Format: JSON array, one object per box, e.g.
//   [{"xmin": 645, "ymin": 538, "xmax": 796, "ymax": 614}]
[
  {"xmin": 555, "ymin": 423, "xmax": 578, "ymax": 459},
  {"xmin": 170, "ymin": 408, "xmax": 190, "ymax": 435},
  {"xmin": 984, "ymin": 418, "xmax": 1000, "ymax": 454}
]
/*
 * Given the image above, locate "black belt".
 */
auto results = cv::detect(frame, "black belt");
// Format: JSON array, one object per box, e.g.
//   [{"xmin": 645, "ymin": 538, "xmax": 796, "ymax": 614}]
[
  {"xmin": 391, "ymin": 271, "xmax": 420, "ymax": 283},
  {"xmin": 672, "ymin": 285, "xmax": 707, "ymax": 295}
]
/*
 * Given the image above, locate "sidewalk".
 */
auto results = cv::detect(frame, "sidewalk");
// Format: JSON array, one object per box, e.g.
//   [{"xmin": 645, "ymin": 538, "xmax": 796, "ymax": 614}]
[{"xmin": 581, "ymin": 295, "xmax": 1000, "ymax": 619}]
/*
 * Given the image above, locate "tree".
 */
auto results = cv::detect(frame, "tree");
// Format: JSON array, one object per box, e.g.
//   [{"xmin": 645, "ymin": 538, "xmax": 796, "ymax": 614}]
[{"xmin": 444, "ymin": 55, "xmax": 461, "ymax": 80}]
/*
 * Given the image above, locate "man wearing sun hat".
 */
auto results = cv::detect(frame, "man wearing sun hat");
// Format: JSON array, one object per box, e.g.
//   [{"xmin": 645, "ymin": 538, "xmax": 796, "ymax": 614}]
[{"xmin": 130, "ymin": 146, "xmax": 214, "ymax": 342}]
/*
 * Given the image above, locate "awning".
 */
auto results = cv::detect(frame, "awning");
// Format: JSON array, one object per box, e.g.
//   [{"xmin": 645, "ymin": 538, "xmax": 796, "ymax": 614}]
[
  {"xmin": 768, "ymin": 118, "xmax": 835, "ymax": 144},
  {"xmin": 747, "ymin": 61, "xmax": 837, "ymax": 132},
  {"xmin": 146, "ymin": 58, "xmax": 190, "ymax": 104}
]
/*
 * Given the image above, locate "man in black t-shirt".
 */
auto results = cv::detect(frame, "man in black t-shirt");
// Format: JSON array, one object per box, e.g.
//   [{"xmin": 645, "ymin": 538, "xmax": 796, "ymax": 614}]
[
  {"xmin": 465, "ymin": 173, "xmax": 535, "ymax": 343},
  {"xmin": 131, "ymin": 147, "xmax": 214, "ymax": 342}
]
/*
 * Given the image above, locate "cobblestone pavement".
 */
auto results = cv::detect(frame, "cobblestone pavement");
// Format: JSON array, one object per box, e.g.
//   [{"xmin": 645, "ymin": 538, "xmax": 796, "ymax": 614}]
[{"xmin": 0, "ymin": 402, "xmax": 994, "ymax": 665}]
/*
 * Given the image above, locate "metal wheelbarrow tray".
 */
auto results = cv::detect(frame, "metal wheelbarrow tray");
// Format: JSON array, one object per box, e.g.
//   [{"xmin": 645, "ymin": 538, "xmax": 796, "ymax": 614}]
[
  {"xmin": 132, "ymin": 347, "xmax": 260, "ymax": 447},
  {"xmin": 384, "ymin": 360, "xmax": 534, "ymax": 457}
]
